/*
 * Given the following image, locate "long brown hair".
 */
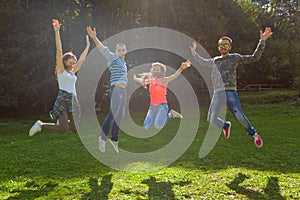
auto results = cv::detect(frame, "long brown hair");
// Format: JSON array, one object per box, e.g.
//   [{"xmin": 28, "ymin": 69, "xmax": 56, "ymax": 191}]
[
  {"xmin": 62, "ymin": 52, "xmax": 77, "ymax": 69},
  {"xmin": 55, "ymin": 52, "xmax": 77, "ymax": 76}
]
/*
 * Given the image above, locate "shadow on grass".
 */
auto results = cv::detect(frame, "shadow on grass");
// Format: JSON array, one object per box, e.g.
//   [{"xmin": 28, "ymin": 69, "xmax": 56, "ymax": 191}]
[
  {"xmin": 0, "ymin": 127, "xmax": 112, "ymax": 182},
  {"xmin": 82, "ymin": 174, "xmax": 113, "ymax": 200},
  {"xmin": 1, "ymin": 105, "xmax": 299, "ymax": 180},
  {"xmin": 119, "ymin": 176, "xmax": 190, "ymax": 199},
  {"xmin": 7, "ymin": 181, "xmax": 58, "ymax": 200},
  {"xmin": 226, "ymin": 173, "xmax": 285, "ymax": 200},
  {"xmin": 171, "ymin": 115, "xmax": 300, "ymax": 174},
  {"xmin": 142, "ymin": 176, "xmax": 190, "ymax": 199}
]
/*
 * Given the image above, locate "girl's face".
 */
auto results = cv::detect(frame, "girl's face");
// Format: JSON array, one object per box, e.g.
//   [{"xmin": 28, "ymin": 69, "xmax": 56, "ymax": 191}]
[
  {"xmin": 152, "ymin": 65, "xmax": 164, "ymax": 78},
  {"xmin": 152, "ymin": 65, "xmax": 161, "ymax": 73},
  {"xmin": 64, "ymin": 58, "xmax": 76, "ymax": 72}
]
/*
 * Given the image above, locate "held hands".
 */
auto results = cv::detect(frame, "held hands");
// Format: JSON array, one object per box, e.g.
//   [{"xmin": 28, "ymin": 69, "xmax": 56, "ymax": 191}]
[
  {"xmin": 52, "ymin": 19, "xmax": 61, "ymax": 32},
  {"xmin": 86, "ymin": 26, "xmax": 97, "ymax": 39},
  {"xmin": 260, "ymin": 27, "xmax": 273, "ymax": 41}
]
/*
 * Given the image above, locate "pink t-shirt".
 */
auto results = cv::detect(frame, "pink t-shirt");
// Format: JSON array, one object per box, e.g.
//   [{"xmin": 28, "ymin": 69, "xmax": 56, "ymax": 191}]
[{"xmin": 149, "ymin": 78, "xmax": 167, "ymax": 105}]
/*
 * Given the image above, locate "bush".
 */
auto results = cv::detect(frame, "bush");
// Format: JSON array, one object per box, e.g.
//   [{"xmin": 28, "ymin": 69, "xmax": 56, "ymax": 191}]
[{"xmin": 240, "ymin": 90, "xmax": 297, "ymax": 104}]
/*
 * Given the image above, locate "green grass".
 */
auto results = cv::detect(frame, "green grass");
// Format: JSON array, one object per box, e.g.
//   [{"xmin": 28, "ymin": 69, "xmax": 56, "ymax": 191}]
[{"xmin": 0, "ymin": 90, "xmax": 299, "ymax": 199}]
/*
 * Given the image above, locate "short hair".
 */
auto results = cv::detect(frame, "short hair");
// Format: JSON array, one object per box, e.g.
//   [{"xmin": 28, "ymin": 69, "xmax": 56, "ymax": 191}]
[
  {"xmin": 116, "ymin": 43, "xmax": 126, "ymax": 47},
  {"xmin": 152, "ymin": 62, "xmax": 167, "ymax": 72},
  {"xmin": 218, "ymin": 36, "xmax": 232, "ymax": 45}
]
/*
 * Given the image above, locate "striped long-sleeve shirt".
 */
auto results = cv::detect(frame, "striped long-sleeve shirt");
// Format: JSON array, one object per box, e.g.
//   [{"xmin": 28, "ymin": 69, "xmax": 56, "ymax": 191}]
[
  {"xmin": 194, "ymin": 39, "xmax": 266, "ymax": 92},
  {"xmin": 100, "ymin": 46, "xmax": 128, "ymax": 86}
]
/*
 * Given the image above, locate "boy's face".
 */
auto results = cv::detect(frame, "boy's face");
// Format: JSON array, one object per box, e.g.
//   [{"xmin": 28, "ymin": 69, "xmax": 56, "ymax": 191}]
[
  {"xmin": 218, "ymin": 39, "xmax": 231, "ymax": 55},
  {"xmin": 115, "ymin": 45, "xmax": 127, "ymax": 57}
]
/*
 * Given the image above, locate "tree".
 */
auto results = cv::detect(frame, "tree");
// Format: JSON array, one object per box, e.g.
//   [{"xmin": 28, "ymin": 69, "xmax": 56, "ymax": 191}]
[
  {"xmin": 1, "ymin": 0, "xmax": 298, "ymax": 116},
  {"xmin": 0, "ymin": 0, "xmax": 94, "ymax": 115},
  {"xmin": 236, "ymin": 0, "xmax": 299, "ymax": 91}
]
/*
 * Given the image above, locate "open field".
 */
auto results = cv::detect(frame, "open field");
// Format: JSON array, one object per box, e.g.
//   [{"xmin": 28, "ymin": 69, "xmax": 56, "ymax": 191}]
[{"xmin": 0, "ymin": 91, "xmax": 299, "ymax": 199}]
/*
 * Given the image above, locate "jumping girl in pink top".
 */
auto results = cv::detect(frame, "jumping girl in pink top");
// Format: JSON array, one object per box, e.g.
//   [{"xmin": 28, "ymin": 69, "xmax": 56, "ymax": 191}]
[{"xmin": 133, "ymin": 61, "xmax": 191, "ymax": 130}]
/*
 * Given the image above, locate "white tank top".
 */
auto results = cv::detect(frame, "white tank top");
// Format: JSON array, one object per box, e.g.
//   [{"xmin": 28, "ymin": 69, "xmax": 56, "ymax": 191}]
[{"xmin": 57, "ymin": 70, "xmax": 77, "ymax": 95}]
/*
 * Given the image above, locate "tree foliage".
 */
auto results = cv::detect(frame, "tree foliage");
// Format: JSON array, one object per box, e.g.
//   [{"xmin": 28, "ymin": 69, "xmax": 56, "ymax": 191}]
[
  {"xmin": 0, "ymin": 0, "xmax": 298, "ymax": 115},
  {"xmin": 237, "ymin": 0, "xmax": 299, "ymax": 92}
]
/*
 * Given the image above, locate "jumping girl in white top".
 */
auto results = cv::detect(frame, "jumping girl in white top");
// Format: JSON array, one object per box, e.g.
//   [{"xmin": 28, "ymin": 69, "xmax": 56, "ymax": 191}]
[{"xmin": 29, "ymin": 19, "xmax": 90, "ymax": 136}]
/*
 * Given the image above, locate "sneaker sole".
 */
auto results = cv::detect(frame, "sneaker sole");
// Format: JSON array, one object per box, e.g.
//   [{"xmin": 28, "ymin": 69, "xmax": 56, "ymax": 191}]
[
  {"xmin": 109, "ymin": 139, "xmax": 119, "ymax": 154},
  {"xmin": 224, "ymin": 122, "xmax": 231, "ymax": 139},
  {"xmin": 29, "ymin": 120, "xmax": 41, "ymax": 136},
  {"xmin": 170, "ymin": 110, "xmax": 183, "ymax": 119},
  {"xmin": 254, "ymin": 134, "xmax": 263, "ymax": 147},
  {"xmin": 255, "ymin": 140, "xmax": 263, "ymax": 147},
  {"xmin": 98, "ymin": 138, "xmax": 106, "ymax": 152}
]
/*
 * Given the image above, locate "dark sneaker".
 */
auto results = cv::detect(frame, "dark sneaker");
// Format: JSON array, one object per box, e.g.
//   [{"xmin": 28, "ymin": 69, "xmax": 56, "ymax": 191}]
[
  {"xmin": 169, "ymin": 109, "xmax": 183, "ymax": 119},
  {"xmin": 109, "ymin": 139, "xmax": 119, "ymax": 154},
  {"xmin": 223, "ymin": 122, "xmax": 231, "ymax": 139},
  {"xmin": 253, "ymin": 133, "xmax": 263, "ymax": 147},
  {"xmin": 29, "ymin": 120, "xmax": 42, "ymax": 136}
]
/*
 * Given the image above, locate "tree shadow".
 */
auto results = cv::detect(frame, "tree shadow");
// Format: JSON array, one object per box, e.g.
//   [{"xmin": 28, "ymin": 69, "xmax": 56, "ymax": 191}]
[
  {"xmin": 140, "ymin": 176, "xmax": 191, "ymax": 200},
  {"xmin": 7, "ymin": 181, "xmax": 58, "ymax": 200},
  {"xmin": 81, "ymin": 174, "xmax": 113, "ymax": 200},
  {"xmin": 226, "ymin": 173, "xmax": 286, "ymax": 200}
]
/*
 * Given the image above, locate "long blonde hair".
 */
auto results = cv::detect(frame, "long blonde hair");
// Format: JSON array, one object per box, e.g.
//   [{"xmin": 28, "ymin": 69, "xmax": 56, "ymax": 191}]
[{"xmin": 138, "ymin": 62, "xmax": 167, "ymax": 89}]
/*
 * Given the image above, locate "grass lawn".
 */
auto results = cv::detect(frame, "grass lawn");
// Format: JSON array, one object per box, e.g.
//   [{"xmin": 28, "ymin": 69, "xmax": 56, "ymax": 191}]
[{"xmin": 0, "ymin": 90, "xmax": 299, "ymax": 199}]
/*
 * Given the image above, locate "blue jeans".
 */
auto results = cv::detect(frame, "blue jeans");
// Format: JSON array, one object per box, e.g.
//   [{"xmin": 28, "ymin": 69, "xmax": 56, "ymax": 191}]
[
  {"xmin": 100, "ymin": 86, "xmax": 126, "ymax": 141},
  {"xmin": 207, "ymin": 90, "xmax": 256, "ymax": 135},
  {"xmin": 143, "ymin": 104, "xmax": 172, "ymax": 130}
]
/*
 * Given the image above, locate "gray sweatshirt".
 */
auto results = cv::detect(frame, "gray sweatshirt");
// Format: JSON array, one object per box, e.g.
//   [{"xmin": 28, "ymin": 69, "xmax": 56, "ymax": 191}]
[{"xmin": 193, "ymin": 40, "xmax": 266, "ymax": 92}]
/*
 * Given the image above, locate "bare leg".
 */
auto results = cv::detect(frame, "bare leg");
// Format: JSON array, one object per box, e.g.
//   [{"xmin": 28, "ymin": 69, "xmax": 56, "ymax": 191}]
[
  {"xmin": 42, "ymin": 102, "xmax": 69, "ymax": 133},
  {"xmin": 68, "ymin": 112, "xmax": 78, "ymax": 133}
]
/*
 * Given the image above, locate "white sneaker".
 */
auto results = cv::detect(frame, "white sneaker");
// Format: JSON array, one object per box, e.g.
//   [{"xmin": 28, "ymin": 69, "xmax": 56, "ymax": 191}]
[
  {"xmin": 169, "ymin": 109, "xmax": 183, "ymax": 119},
  {"xmin": 99, "ymin": 137, "xmax": 106, "ymax": 152},
  {"xmin": 109, "ymin": 139, "xmax": 119, "ymax": 154},
  {"xmin": 29, "ymin": 120, "xmax": 42, "ymax": 136}
]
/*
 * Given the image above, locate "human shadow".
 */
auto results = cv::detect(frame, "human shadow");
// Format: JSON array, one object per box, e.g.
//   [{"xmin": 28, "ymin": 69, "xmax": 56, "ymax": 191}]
[
  {"xmin": 264, "ymin": 177, "xmax": 286, "ymax": 200},
  {"xmin": 141, "ymin": 176, "xmax": 190, "ymax": 200},
  {"xmin": 7, "ymin": 181, "xmax": 58, "ymax": 200},
  {"xmin": 82, "ymin": 174, "xmax": 113, "ymax": 200},
  {"xmin": 226, "ymin": 173, "xmax": 286, "ymax": 200}
]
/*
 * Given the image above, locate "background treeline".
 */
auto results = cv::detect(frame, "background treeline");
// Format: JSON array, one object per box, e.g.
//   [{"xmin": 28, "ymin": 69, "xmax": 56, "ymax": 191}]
[{"xmin": 0, "ymin": 0, "xmax": 299, "ymax": 116}]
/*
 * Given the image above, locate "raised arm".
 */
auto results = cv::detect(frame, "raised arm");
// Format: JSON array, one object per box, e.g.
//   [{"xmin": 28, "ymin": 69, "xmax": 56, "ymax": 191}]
[
  {"xmin": 164, "ymin": 60, "xmax": 191, "ymax": 83},
  {"xmin": 237, "ymin": 27, "xmax": 273, "ymax": 64},
  {"xmin": 52, "ymin": 19, "xmax": 64, "ymax": 74},
  {"xmin": 260, "ymin": 27, "xmax": 273, "ymax": 41},
  {"xmin": 133, "ymin": 73, "xmax": 152, "ymax": 89},
  {"xmin": 190, "ymin": 41, "xmax": 214, "ymax": 67},
  {"xmin": 74, "ymin": 35, "xmax": 90, "ymax": 73},
  {"xmin": 190, "ymin": 41, "xmax": 197, "ymax": 56},
  {"xmin": 86, "ymin": 26, "xmax": 117, "ymax": 63},
  {"xmin": 133, "ymin": 74, "xmax": 144, "ymax": 84},
  {"xmin": 86, "ymin": 26, "xmax": 104, "ymax": 51}
]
